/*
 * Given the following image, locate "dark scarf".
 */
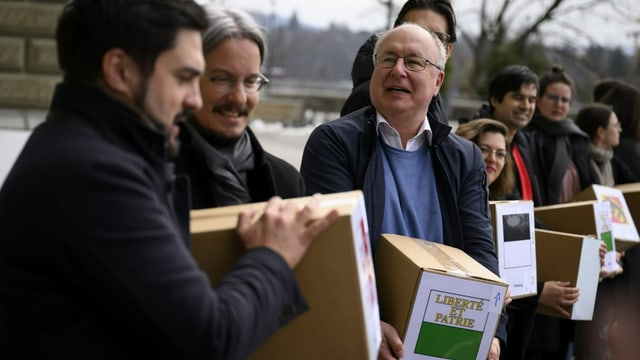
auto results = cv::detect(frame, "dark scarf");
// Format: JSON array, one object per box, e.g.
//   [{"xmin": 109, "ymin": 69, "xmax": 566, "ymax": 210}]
[{"xmin": 183, "ymin": 121, "xmax": 254, "ymax": 206}]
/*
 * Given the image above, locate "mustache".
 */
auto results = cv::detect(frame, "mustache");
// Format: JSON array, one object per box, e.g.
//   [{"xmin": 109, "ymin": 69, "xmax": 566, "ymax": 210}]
[{"xmin": 211, "ymin": 103, "xmax": 249, "ymax": 117}]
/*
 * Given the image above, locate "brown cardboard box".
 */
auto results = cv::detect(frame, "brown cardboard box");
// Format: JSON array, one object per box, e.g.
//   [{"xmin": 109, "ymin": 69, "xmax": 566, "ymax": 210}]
[
  {"xmin": 535, "ymin": 229, "xmax": 601, "ymax": 320},
  {"xmin": 573, "ymin": 184, "xmax": 640, "ymax": 251},
  {"xmin": 534, "ymin": 200, "xmax": 619, "ymax": 273},
  {"xmin": 190, "ymin": 191, "xmax": 381, "ymax": 360},
  {"xmin": 375, "ymin": 234, "xmax": 507, "ymax": 360},
  {"xmin": 489, "ymin": 201, "xmax": 537, "ymax": 299}
]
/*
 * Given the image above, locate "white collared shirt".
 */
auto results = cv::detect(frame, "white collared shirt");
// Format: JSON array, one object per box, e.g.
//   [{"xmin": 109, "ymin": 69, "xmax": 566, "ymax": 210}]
[{"xmin": 375, "ymin": 112, "xmax": 433, "ymax": 151}]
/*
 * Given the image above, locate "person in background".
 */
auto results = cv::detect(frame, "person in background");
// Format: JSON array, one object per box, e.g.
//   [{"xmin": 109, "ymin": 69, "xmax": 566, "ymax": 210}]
[
  {"xmin": 594, "ymin": 79, "xmax": 640, "ymax": 180},
  {"xmin": 473, "ymin": 65, "xmax": 546, "ymax": 206},
  {"xmin": 516, "ymin": 65, "xmax": 593, "ymax": 360},
  {"xmin": 594, "ymin": 81, "xmax": 640, "ymax": 323},
  {"xmin": 455, "ymin": 118, "xmax": 515, "ymax": 200},
  {"xmin": 522, "ymin": 65, "xmax": 595, "ymax": 205},
  {"xmin": 473, "ymin": 65, "xmax": 582, "ymax": 360},
  {"xmin": 301, "ymin": 23, "xmax": 506, "ymax": 360},
  {"xmin": 174, "ymin": 5, "xmax": 304, "ymax": 209},
  {"xmin": 572, "ymin": 103, "xmax": 635, "ymax": 360},
  {"xmin": 575, "ymin": 103, "xmax": 637, "ymax": 186},
  {"xmin": 340, "ymin": 0, "xmax": 456, "ymax": 120},
  {"xmin": 0, "ymin": 1, "xmax": 338, "ymax": 358}
]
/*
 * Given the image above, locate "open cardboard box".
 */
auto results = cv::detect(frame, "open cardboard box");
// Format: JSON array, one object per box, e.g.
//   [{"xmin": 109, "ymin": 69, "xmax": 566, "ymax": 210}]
[
  {"xmin": 190, "ymin": 190, "xmax": 381, "ymax": 360},
  {"xmin": 490, "ymin": 200, "xmax": 537, "ymax": 299},
  {"xmin": 535, "ymin": 229, "xmax": 601, "ymax": 320},
  {"xmin": 375, "ymin": 234, "xmax": 507, "ymax": 360}
]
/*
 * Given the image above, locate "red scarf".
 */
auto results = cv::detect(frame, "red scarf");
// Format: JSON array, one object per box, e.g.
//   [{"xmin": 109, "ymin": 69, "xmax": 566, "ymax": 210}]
[{"xmin": 512, "ymin": 145, "xmax": 533, "ymax": 201}]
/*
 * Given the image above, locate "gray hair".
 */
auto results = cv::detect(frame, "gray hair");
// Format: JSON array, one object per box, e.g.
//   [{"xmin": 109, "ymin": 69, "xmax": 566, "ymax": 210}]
[
  {"xmin": 373, "ymin": 23, "xmax": 446, "ymax": 71},
  {"xmin": 201, "ymin": 5, "xmax": 267, "ymax": 64}
]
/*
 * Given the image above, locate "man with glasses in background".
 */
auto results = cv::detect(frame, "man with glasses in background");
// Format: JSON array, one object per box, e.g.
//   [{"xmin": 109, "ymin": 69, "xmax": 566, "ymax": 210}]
[
  {"xmin": 175, "ymin": 5, "xmax": 304, "ymax": 208},
  {"xmin": 301, "ymin": 23, "xmax": 506, "ymax": 360}
]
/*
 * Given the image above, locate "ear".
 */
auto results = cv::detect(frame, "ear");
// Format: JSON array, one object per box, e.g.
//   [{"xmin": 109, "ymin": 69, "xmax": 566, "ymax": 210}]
[
  {"xmin": 596, "ymin": 126, "xmax": 606, "ymax": 141},
  {"xmin": 489, "ymin": 96, "xmax": 500, "ymax": 108},
  {"xmin": 433, "ymin": 70, "xmax": 445, "ymax": 96},
  {"xmin": 101, "ymin": 48, "xmax": 139, "ymax": 99}
]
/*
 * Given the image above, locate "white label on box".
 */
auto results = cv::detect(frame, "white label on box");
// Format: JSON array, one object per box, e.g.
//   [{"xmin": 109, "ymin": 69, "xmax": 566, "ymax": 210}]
[
  {"xmin": 592, "ymin": 184, "xmax": 640, "ymax": 242},
  {"xmin": 572, "ymin": 237, "xmax": 602, "ymax": 320},
  {"xmin": 350, "ymin": 196, "xmax": 381, "ymax": 359},
  {"xmin": 494, "ymin": 201, "xmax": 537, "ymax": 298},
  {"xmin": 593, "ymin": 201, "xmax": 619, "ymax": 273},
  {"xmin": 402, "ymin": 272, "xmax": 505, "ymax": 360}
]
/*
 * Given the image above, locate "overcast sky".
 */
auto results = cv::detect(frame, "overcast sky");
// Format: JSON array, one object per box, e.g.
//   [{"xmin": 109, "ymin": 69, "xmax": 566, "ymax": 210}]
[{"xmin": 209, "ymin": 0, "xmax": 639, "ymax": 49}]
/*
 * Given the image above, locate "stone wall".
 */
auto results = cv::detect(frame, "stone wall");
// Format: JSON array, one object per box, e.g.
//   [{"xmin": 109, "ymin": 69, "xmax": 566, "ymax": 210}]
[{"xmin": 0, "ymin": 0, "xmax": 65, "ymax": 130}]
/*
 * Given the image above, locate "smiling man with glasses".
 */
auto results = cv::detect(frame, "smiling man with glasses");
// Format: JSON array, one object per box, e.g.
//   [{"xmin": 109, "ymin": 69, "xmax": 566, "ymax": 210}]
[
  {"xmin": 301, "ymin": 23, "xmax": 507, "ymax": 360},
  {"xmin": 174, "ymin": 6, "xmax": 305, "ymax": 209},
  {"xmin": 340, "ymin": 0, "xmax": 457, "ymax": 118}
]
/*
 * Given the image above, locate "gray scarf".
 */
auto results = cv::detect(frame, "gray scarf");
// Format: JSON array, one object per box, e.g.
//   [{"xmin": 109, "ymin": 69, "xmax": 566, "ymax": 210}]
[
  {"xmin": 589, "ymin": 143, "xmax": 614, "ymax": 187},
  {"xmin": 184, "ymin": 122, "xmax": 254, "ymax": 206}
]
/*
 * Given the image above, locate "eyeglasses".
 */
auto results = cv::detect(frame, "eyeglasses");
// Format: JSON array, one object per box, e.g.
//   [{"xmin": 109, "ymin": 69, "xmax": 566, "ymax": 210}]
[
  {"xmin": 544, "ymin": 93, "xmax": 571, "ymax": 104},
  {"xmin": 432, "ymin": 31, "xmax": 451, "ymax": 45},
  {"xmin": 374, "ymin": 53, "xmax": 442, "ymax": 72},
  {"xmin": 478, "ymin": 145, "xmax": 507, "ymax": 161},
  {"xmin": 208, "ymin": 74, "xmax": 269, "ymax": 94}
]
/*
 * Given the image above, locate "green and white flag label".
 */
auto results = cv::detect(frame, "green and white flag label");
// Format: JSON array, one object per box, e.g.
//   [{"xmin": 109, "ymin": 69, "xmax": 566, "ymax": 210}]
[{"xmin": 403, "ymin": 271, "xmax": 505, "ymax": 360}]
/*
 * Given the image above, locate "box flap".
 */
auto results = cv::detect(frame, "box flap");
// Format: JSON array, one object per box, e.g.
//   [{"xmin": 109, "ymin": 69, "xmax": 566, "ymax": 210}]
[{"xmin": 381, "ymin": 234, "xmax": 506, "ymax": 285}]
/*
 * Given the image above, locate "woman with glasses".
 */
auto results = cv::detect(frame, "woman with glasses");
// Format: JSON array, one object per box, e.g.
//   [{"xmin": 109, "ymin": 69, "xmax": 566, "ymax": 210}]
[
  {"xmin": 575, "ymin": 103, "xmax": 637, "ymax": 186},
  {"xmin": 455, "ymin": 118, "xmax": 515, "ymax": 200},
  {"xmin": 522, "ymin": 65, "xmax": 596, "ymax": 205}
]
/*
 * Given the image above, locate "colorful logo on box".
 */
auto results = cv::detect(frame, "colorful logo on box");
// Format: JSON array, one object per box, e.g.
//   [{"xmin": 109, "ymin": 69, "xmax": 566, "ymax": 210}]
[
  {"xmin": 415, "ymin": 291, "xmax": 487, "ymax": 360},
  {"xmin": 600, "ymin": 195, "xmax": 629, "ymax": 225}
]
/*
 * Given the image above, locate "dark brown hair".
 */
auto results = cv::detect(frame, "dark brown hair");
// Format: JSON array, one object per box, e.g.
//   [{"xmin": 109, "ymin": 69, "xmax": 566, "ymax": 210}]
[{"xmin": 456, "ymin": 118, "xmax": 515, "ymax": 200}]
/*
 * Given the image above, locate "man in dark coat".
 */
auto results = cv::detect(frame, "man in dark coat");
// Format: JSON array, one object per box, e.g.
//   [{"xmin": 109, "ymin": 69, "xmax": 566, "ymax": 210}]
[
  {"xmin": 302, "ymin": 23, "xmax": 506, "ymax": 360},
  {"xmin": 174, "ymin": 7, "xmax": 303, "ymax": 209},
  {"xmin": 0, "ymin": 1, "xmax": 337, "ymax": 359}
]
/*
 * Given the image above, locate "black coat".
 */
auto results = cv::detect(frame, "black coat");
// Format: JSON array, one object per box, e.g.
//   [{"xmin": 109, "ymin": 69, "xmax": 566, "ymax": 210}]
[
  {"xmin": 0, "ymin": 82, "xmax": 306, "ymax": 359},
  {"xmin": 522, "ymin": 112, "xmax": 596, "ymax": 205}
]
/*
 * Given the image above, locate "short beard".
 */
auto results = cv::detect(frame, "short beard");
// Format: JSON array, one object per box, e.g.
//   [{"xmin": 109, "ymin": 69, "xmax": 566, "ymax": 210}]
[{"xmin": 133, "ymin": 79, "xmax": 181, "ymax": 157}]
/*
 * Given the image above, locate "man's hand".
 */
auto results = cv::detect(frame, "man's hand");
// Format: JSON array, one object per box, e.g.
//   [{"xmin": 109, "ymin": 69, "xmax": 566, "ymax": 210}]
[
  {"xmin": 379, "ymin": 321, "xmax": 404, "ymax": 360},
  {"xmin": 487, "ymin": 337, "xmax": 500, "ymax": 360},
  {"xmin": 236, "ymin": 194, "xmax": 339, "ymax": 268},
  {"xmin": 539, "ymin": 281, "xmax": 579, "ymax": 317}
]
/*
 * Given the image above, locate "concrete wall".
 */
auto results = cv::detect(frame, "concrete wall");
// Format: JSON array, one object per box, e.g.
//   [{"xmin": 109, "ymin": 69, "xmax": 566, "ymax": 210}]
[{"xmin": 0, "ymin": 0, "xmax": 65, "ymax": 130}]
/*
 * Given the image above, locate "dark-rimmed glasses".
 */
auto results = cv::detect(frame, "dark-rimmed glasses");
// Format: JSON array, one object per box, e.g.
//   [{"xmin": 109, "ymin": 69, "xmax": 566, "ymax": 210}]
[
  {"xmin": 208, "ymin": 74, "xmax": 269, "ymax": 94},
  {"xmin": 374, "ymin": 53, "xmax": 442, "ymax": 72},
  {"xmin": 432, "ymin": 31, "xmax": 451, "ymax": 46}
]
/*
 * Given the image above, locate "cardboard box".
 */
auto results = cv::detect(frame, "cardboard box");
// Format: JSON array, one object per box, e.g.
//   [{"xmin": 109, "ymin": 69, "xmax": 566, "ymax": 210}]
[
  {"xmin": 534, "ymin": 200, "xmax": 619, "ymax": 273},
  {"xmin": 490, "ymin": 200, "xmax": 537, "ymax": 299},
  {"xmin": 190, "ymin": 191, "xmax": 381, "ymax": 360},
  {"xmin": 573, "ymin": 184, "xmax": 640, "ymax": 251},
  {"xmin": 375, "ymin": 234, "xmax": 508, "ymax": 360},
  {"xmin": 616, "ymin": 182, "xmax": 640, "ymax": 231},
  {"xmin": 535, "ymin": 229, "xmax": 601, "ymax": 320}
]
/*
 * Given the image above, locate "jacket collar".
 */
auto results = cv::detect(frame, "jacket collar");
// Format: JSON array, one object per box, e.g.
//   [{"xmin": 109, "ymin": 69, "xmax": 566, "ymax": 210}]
[{"xmin": 48, "ymin": 81, "xmax": 169, "ymax": 161}]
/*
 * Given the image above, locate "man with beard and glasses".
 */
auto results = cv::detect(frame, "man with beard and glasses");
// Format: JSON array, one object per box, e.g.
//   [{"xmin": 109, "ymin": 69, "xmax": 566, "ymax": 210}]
[
  {"xmin": 0, "ymin": 1, "xmax": 338, "ymax": 359},
  {"xmin": 174, "ymin": 5, "xmax": 304, "ymax": 209}
]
